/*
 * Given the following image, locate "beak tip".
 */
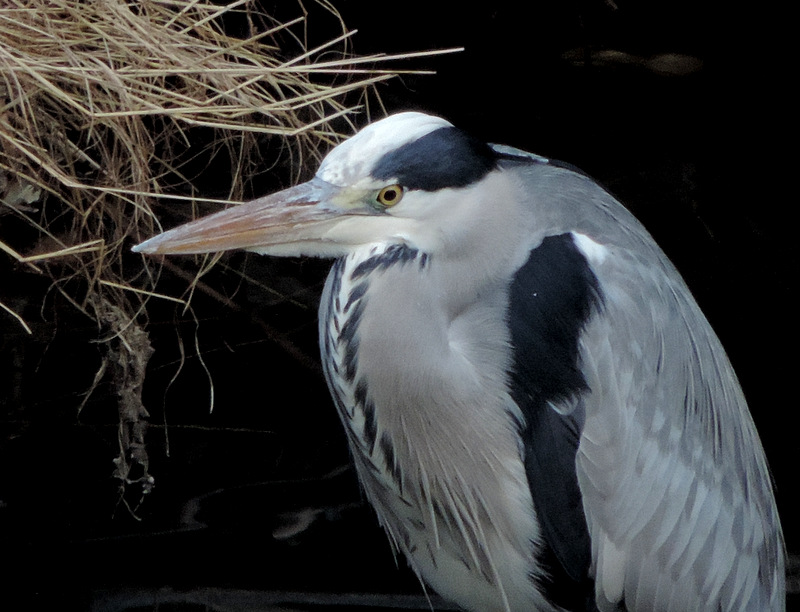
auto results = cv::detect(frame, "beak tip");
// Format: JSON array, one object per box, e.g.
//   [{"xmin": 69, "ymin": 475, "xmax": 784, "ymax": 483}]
[
  {"xmin": 131, "ymin": 239, "xmax": 154, "ymax": 254},
  {"xmin": 132, "ymin": 235, "xmax": 171, "ymax": 255}
]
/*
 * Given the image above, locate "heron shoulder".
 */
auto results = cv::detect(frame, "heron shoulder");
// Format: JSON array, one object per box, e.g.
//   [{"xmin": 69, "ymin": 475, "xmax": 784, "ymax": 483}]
[
  {"xmin": 500, "ymin": 177, "xmax": 784, "ymax": 607},
  {"xmin": 567, "ymin": 236, "xmax": 785, "ymax": 609},
  {"xmin": 506, "ymin": 232, "xmax": 603, "ymax": 610}
]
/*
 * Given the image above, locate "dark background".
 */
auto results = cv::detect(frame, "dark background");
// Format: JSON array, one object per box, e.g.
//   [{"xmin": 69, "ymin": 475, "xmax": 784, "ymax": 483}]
[{"xmin": 2, "ymin": 1, "xmax": 795, "ymax": 610}]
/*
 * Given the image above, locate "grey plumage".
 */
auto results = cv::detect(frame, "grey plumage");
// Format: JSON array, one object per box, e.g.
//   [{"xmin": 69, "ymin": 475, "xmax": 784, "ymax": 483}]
[{"xmin": 133, "ymin": 112, "xmax": 785, "ymax": 611}]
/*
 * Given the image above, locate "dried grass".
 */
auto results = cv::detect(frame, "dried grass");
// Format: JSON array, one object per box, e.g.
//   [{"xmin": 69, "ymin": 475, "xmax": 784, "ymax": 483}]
[{"xmin": 0, "ymin": 0, "xmax": 457, "ymax": 512}]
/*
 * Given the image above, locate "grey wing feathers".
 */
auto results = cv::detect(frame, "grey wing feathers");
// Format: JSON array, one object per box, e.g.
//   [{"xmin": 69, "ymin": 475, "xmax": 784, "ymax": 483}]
[{"xmin": 573, "ymin": 226, "xmax": 785, "ymax": 611}]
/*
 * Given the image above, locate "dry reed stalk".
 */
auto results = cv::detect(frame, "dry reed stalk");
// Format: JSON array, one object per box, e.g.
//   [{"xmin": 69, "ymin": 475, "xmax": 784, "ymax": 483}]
[{"xmin": 0, "ymin": 0, "xmax": 458, "ymax": 512}]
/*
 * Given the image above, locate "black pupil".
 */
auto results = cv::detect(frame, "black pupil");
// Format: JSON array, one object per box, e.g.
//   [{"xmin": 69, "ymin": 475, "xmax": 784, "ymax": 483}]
[{"xmin": 383, "ymin": 188, "xmax": 397, "ymax": 201}]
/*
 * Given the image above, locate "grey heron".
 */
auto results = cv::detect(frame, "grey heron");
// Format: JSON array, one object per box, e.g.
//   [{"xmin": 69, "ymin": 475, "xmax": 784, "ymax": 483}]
[{"xmin": 134, "ymin": 112, "xmax": 785, "ymax": 611}]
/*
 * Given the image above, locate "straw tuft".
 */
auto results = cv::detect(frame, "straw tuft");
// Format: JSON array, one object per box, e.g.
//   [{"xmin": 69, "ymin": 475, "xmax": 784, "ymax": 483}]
[{"xmin": 0, "ymin": 0, "xmax": 457, "ymax": 512}]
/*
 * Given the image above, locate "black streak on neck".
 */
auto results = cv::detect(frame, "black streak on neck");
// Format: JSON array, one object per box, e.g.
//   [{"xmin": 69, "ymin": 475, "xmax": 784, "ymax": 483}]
[
  {"xmin": 324, "ymin": 244, "xmax": 429, "ymax": 491},
  {"xmin": 351, "ymin": 243, "xmax": 424, "ymax": 279}
]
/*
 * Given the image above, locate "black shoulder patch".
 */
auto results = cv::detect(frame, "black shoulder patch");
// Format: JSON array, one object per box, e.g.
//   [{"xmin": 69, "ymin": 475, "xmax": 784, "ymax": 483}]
[
  {"xmin": 370, "ymin": 127, "xmax": 499, "ymax": 191},
  {"xmin": 507, "ymin": 233, "xmax": 602, "ymax": 612},
  {"xmin": 509, "ymin": 233, "xmax": 602, "ymax": 402}
]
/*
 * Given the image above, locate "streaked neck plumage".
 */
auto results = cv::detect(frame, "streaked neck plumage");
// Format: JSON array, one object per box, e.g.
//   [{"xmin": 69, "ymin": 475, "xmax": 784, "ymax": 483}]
[{"xmin": 318, "ymin": 237, "xmax": 557, "ymax": 612}]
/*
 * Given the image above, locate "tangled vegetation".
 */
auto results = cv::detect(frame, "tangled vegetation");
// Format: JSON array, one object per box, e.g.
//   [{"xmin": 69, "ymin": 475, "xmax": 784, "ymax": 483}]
[{"xmin": 0, "ymin": 0, "xmax": 454, "ymax": 513}]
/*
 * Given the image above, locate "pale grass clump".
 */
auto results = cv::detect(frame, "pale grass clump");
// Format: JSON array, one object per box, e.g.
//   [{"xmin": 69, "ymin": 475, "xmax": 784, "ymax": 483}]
[{"xmin": 0, "ymin": 0, "xmax": 456, "ymax": 512}]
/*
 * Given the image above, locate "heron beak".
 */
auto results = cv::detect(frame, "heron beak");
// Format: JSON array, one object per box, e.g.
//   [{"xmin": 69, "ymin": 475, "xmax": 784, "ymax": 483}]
[{"xmin": 132, "ymin": 178, "xmax": 364, "ymax": 257}]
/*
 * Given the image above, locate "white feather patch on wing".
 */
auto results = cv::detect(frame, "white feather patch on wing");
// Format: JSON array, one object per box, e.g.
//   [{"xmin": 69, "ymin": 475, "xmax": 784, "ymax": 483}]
[{"xmin": 571, "ymin": 231, "xmax": 610, "ymax": 265}]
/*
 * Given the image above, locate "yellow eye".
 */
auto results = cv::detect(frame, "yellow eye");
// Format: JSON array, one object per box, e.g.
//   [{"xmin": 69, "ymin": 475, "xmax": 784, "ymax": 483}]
[{"xmin": 376, "ymin": 184, "xmax": 404, "ymax": 207}]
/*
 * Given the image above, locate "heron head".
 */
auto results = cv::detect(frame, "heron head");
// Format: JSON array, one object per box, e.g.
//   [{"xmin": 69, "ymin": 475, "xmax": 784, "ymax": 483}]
[{"xmin": 133, "ymin": 112, "xmax": 513, "ymax": 258}]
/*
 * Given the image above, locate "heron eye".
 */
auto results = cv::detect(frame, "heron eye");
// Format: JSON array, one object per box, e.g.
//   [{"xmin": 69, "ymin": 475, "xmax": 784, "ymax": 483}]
[{"xmin": 376, "ymin": 185, "xmax": 404, "ymax": 207}]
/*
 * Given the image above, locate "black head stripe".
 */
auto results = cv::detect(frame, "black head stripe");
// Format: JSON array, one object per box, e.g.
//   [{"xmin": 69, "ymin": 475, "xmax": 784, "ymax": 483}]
[{"xmin": 370, "ymin": 127, "xmax": 500, "ymax": 191}]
